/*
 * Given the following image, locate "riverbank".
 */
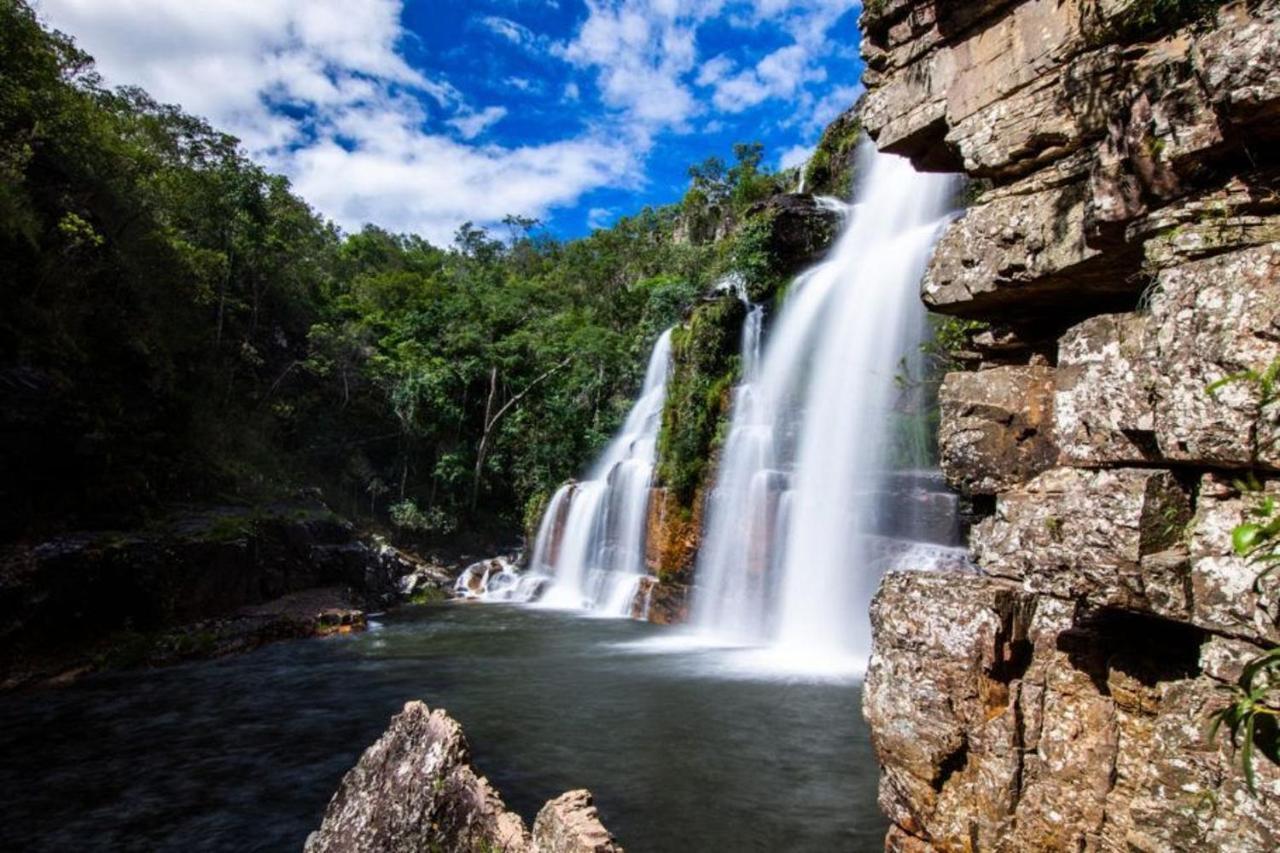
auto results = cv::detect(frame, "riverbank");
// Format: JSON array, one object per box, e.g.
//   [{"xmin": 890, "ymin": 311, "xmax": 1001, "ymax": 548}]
[{"xmin": 0, "ymin": 502, "xmax": 456, "ymax": 690}]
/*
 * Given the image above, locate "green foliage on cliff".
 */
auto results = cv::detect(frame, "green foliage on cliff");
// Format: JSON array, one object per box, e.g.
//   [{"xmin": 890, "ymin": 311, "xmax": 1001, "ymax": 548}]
[
  {"xmin": 657, "ymin": 297, "xmax": 747, "ymax": 505},
  {"xmin": 1203, "ymin": 367, "xmax": 1280, "ymax": 792},
  {"xmin": 804, "ymin": 108, "xmax": 862, "ymax": 198}
]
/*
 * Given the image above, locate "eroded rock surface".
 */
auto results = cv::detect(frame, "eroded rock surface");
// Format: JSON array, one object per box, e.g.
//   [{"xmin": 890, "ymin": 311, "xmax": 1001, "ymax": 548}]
[
  {"xmin": 865, "ymin": 572, "xmax": 1280, "ymax": 853},
  {"xmin": 307, "ymin": 701, "xmax": 623, "ymax": 853},
  {"xmin": 938, "ymin": 365, "xmax": 1057, "ymax": 494}
]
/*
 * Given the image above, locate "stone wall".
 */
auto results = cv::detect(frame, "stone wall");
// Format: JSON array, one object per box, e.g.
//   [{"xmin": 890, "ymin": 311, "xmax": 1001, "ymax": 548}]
[{"xmin": 860, "ymin": 1, "xmax": 1280, "ymax": 849}]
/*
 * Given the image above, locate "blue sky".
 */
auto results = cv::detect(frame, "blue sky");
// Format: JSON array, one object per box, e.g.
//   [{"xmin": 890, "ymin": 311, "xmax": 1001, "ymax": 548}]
[{"xmin": 36, "ymin": 0, "xmax": 865, "ymax": 243}]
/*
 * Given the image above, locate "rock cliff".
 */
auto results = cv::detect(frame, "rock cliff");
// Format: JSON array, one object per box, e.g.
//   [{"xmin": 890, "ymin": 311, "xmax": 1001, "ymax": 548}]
[{"xmin": 860, "ymin": 0, "xmax": 1280, "ymax": 849}]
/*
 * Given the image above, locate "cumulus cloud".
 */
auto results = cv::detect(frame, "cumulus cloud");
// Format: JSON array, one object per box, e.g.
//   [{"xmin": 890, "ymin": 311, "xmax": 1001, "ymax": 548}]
[
  {"xmin": 34, "ymin": 0, "xmax": 645, "ymax": 242},
  {"xmin": 779, "ymin": 144, "xmax": 813, "ymax": 171},
  {"xmin": 559, "ymin": 0, "xmax": 859, "ymax": 131},
  {"xmin": 36, "ymin": 0, "xmax": 863, "ymax": 240}
]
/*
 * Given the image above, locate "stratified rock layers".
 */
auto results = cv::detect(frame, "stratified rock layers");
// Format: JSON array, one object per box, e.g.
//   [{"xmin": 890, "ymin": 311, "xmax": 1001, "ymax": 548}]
[{"xmin": 861, "ymin": 0, "xmax": 1280, "ymax": 849}]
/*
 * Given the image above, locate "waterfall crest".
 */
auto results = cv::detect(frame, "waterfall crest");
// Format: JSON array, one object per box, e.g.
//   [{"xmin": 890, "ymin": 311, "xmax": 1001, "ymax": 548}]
[{"xmin": 691, "ymin": 146, "xmax": 960, "ymax": 671}]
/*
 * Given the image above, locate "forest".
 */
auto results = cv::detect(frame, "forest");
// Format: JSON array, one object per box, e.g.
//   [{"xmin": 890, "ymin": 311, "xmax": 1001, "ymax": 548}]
[{"xmin": 0, "ymin": 0, "xmax": 805, "ymax": 546}]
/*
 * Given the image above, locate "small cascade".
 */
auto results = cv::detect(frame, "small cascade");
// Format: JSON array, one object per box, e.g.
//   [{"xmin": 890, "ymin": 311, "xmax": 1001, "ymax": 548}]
[
  {"xmin": 813, "ymin": 195, "xmax": 852, "ymax": 217},
  {"xmin": 504, "ymin": 328, "xmax": 675, "ymax": 616},
  {"xmin": 691, "ymin": 145, "xmax": 960, "ymax": 671},
  {"xmin": 454, "ymin": 556, "xmax": 547, "ymax": 602}
]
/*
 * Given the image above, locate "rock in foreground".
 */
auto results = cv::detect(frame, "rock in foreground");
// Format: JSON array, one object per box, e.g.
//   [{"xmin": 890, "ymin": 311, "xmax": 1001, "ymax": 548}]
[{"xmin": 307, "ymin": 701, "xmax": 623, "ymax": 853}]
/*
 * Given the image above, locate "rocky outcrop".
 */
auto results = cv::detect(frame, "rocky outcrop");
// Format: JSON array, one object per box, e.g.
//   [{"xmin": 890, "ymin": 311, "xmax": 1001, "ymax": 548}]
[
  {"xmin": 532, "ymin": 790, "xmax": 624, "ymax": 853},
  {"xmin": 307, "ymin": 701, "xmax": 622, "ymax": 853},
  {"xmin": 861, "ymin": 0, "xmax": 1280, "ymax": 848},
  {"xmin": 742, "ymin": 193, "xmax": 842, "ymax": 293},
  {"xmin": 0, "ymin": 503, "xmax": 432, "ymax": 687}
]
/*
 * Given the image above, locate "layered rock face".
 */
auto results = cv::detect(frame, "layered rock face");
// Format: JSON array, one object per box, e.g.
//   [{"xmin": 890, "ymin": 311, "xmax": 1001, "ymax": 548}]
[
  {"xmin": 307, "ymin": 701, "xmax": 622, "ymax": 853},
  {"xmin": 861, "ymin": 1, "xmax": 1280, "ymax": 849}
]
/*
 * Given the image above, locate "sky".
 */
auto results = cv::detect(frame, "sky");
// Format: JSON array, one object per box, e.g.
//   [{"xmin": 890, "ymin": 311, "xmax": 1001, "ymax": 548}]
[{"xmin": 34, "ymin": 0, "xmax": 866, "ymax": 244}]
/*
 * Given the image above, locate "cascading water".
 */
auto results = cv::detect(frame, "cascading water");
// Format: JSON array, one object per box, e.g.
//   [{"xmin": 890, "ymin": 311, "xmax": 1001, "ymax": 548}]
[
  {"xmin": 691, "ymin": 145, "xmax": 961, "ymax": 672},
  {"xmin": 509, "ymin": 328, "xmax": 674, "ymax": 616}
]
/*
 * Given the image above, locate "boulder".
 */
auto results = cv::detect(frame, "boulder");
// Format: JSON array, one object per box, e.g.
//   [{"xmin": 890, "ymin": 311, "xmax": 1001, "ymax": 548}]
[
  {"xmin": 306, "ymin": 701, "xmax": 531, "ymax": 853},
  {"xmin": 307, "ymin": 702, "xmax": 624, "ymax": 853},
  {"xmin": 938, "ymin": 366, "xmax": 1057, "ymax": 494},
  {"xmin": 532, "ymin": 790, "xmax": 623, "ymax": 853}
]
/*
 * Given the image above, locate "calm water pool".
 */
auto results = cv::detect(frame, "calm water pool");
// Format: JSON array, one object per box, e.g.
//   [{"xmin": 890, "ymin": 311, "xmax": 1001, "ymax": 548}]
[{"xmin": 0, "ymin": 603, "xmax": 886, "ymax": 851}]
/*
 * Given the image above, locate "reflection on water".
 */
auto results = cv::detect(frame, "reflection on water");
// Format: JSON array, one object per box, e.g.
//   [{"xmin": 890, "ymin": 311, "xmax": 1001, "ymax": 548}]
[{"xmin": 0, "ymin": 603, "xmax": 886, "ymax": 852}]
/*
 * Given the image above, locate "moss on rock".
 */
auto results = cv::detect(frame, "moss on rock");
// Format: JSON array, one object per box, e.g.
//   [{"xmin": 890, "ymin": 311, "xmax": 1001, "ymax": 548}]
[
  {"xmin": 803, "ymin": 107, "xmax": 862, "ymax": 198},
  {"xmin": 656, "ymin": 296, "xmax": 745, "ymax": 507}
]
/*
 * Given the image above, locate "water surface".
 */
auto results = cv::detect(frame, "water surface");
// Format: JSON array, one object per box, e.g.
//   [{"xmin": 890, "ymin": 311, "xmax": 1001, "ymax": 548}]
[{"xmin": 0, "ymin": 603, "xmax": 886, "ymax": 851}]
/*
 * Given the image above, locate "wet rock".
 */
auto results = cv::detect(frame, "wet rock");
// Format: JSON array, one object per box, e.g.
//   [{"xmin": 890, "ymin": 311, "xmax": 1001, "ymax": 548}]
[
  {"xmin": 937, "ymin": 366, "xmax": 1057, "ymax": 495},
  {"xmin": 0, "ymin": 505, "xmax": 423, "ymax": 687},
  {"xmin": 971, "ymin": 467, "xmax": 1193, "ymax": 615},
  {"xmin": 631, "ymin": 575, "xmax": 690, "ymax": 626},
  {"xmin": 532, "ymin": 790, "xmax": 624, "ymax": 853},
  {"xmin": 644, "ymin": 487, "xmax": 700, "ymax": 585},
  {"xmin": 744, "ymin": 194, "xmax": 841, "ymax": 292}
]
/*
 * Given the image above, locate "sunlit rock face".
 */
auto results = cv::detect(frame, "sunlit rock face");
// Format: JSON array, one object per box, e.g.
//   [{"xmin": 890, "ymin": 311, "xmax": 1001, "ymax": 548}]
[
  {"xmin": 306, "ymin": 701, "xmax": 623, "ymax": 853},
  {"xmin": 860, "ymin": 0, "xmax": 1280, "ymax": 849}
]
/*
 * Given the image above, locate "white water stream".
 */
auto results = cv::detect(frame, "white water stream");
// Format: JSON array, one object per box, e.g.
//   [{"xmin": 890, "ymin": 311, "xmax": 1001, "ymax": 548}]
[
  {"xmin": 690, "ymin": 146, "xmax": 959, "ymax": 672},
  {"xmin": 476, "ymin": 329, "xmax": 674, "ymax": 615}
]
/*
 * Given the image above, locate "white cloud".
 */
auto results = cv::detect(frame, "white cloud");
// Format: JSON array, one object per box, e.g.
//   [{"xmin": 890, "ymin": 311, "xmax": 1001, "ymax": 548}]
[
  {"xmin": 560, "ymin": 0, "xmax": 858, "ymax": 131},
  {"xmin": 34, "ymin": 0, "xmax": 646, "ymax": 242},
  {"xmin": 779, "ymin": 143, "xmax": 813, "ymax": 171},
  {"xmin": 709, "ymin": 45, "xmax": 826, "ymax": 113},
  {"xmin": 477, "ymin": 14, "xmax": 549, "ymax": 53},
  {"xmin": 34, "ymin": 0, "xmax": 863, "ymax": 241},
  {"xmin": 809, "ymin": 83, "xmax": 865, "ymax": 130},
  {"xmin": 447, "ymin": 106, "xmax": 509, "ymax": 139},
  {"xmin": 587, "ymin": 207, "xmax": 616, "ymax": 229}
]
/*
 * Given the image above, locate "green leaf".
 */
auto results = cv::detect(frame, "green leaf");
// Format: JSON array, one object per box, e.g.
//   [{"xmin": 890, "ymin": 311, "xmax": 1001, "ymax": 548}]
[
  {"xmin": 1233, "ymin": 523, "xmax": 1263, "ymax": 556},
  {"xmin": 1242, "ymin": 715, "xmax": 1257, "ymax": 793}
]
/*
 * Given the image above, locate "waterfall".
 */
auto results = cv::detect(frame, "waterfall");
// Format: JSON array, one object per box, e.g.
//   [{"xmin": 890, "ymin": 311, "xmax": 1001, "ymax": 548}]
[
  {"xmin": 690, "ymin": 145, "xmax": 959, "ymax": 671},
  {"xmin": 515, "ymin": 328, "xmax": 674, "ymax": 616}
]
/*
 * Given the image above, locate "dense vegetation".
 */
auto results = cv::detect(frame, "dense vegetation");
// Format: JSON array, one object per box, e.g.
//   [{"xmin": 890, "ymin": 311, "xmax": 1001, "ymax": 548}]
[{"xmin": 0, "ymin": 0, "xmax": 802, "ymax": 544}]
